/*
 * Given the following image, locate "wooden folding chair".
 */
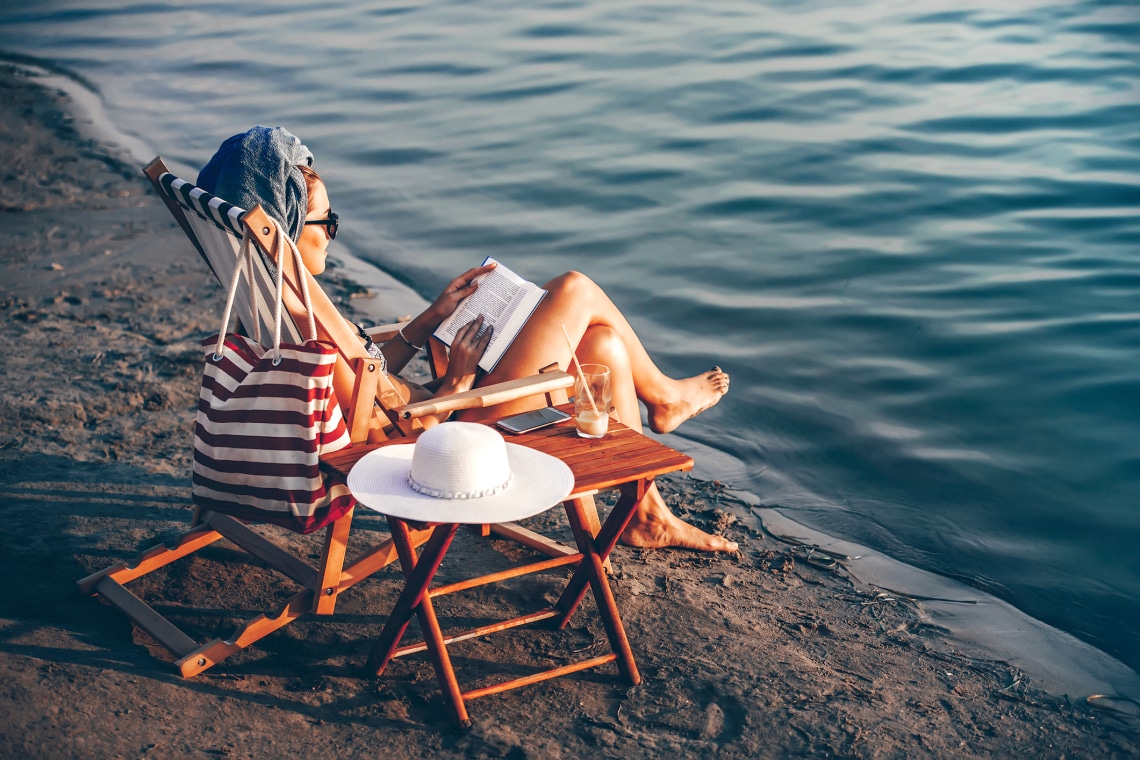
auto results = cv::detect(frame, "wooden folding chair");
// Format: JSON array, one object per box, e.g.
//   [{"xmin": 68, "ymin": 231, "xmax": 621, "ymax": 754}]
[{"xmin": 77, "ymin": 158, "xmax": 576, "ymax": 677}]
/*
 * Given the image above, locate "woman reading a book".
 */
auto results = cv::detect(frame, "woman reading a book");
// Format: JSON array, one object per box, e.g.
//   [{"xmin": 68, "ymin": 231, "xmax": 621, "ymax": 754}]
[{"xmin": 199, "ymin": 126, "xmax": 734, "ymax": 553}]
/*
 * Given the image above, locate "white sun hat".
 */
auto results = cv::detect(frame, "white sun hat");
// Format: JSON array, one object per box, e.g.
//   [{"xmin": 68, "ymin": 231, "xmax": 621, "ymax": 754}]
[{"xmin": 346, "ymin": 421, "xmax": 575, "ymax": 524}]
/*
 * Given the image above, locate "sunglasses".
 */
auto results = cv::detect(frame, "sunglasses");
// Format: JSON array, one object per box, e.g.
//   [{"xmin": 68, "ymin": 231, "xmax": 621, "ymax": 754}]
[{"xmin": 304, "ymin": 209, "xmax": 339, "ymax": 240}]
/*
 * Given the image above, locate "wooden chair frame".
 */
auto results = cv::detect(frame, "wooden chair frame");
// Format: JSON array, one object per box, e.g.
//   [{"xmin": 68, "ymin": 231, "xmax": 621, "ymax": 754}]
[{"xmin": 77, "ymin": 158, "xmax": 580, "ymax": 677}]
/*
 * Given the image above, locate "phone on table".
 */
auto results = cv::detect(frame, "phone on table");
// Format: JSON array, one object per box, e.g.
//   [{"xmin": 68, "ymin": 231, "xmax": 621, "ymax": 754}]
[{"xmin": 495, "ymin": 406, "xmax": 572, "ymax": 435}]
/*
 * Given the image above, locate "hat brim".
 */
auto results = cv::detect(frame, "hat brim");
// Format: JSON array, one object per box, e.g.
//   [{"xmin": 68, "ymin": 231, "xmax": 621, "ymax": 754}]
[{"xmin": 347, "ymin": 443, "xmax": 575, "ymax": 524}]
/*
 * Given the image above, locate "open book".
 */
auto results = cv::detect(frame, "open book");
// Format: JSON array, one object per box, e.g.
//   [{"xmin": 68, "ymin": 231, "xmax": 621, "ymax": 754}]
[{"xmin": 433, "ymin": 257, "xmax": 547, "ymax": 373}]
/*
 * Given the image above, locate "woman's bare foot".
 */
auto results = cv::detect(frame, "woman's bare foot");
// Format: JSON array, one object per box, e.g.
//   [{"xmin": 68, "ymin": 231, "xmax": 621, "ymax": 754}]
[
  {"xmin": 620, "ymin": 488, "xmax": 739, "ymax": 552},
  {"xmin": 647, "ymin": 367, "xmax": 730, "ymax": 434}
]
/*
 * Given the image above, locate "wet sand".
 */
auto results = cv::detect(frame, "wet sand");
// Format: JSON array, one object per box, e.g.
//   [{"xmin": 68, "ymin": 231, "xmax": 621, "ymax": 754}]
[{"xmin": 1, "ymin": 64, "xmax": 1137, "ymax": 758}]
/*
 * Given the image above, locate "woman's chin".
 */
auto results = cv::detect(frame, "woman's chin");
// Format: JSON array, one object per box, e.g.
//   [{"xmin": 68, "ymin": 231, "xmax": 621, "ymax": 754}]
[{"xmin": 303, "ymin": 256, "xmax": 327, "ymax": 276}]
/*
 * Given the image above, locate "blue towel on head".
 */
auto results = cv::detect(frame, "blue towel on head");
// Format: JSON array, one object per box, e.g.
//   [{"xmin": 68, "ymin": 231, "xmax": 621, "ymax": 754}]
[{"xmin": 197, "ymin": 126, "xmax": 314, "ymax": 244}]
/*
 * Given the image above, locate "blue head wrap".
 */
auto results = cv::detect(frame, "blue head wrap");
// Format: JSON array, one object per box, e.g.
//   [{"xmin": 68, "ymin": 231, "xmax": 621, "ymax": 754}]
[{"xmin": 197, "ymin": 126, "xmax": 314, "ymax": 243}]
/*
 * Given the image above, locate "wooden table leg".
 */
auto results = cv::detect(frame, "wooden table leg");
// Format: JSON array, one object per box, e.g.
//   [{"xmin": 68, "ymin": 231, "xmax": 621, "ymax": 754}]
[
  {"xmin": 366, "ymin": 521, "xmax": 456, "ymax": 675},
  {"xmin": 556, "ymin": 480, "xmax": 646, "ymax": 626},
  {"xmin": 366, "ymin": 519, "xmax": 470, "ymax": 727},
  {"xmin": 560, "ymin": 495, "xmax": 641, "ymax": 686},
  {"xmin": 410, "ymin": 547, "xmax": 471, "ymax": 726}
]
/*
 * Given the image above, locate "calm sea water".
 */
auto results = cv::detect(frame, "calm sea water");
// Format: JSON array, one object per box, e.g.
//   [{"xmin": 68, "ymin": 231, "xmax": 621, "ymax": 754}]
[{"xmin": 3, "ymin": 1, "xmax": 1138, "ymax": 674}]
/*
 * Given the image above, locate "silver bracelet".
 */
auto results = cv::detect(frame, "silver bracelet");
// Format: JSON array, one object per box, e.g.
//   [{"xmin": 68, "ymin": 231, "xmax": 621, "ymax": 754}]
[{"xmin": 396, "ymin": 327, "xmax": 424, "ymax": 352}]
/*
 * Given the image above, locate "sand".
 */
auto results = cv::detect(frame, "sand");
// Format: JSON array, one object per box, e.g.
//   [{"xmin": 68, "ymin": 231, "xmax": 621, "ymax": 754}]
[{"xmin": 1, "ymin": 63, "xmax": 1138, "ymax": 759}]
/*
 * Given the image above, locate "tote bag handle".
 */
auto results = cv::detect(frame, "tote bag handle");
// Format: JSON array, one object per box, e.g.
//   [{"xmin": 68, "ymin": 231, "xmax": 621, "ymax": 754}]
[{"xmin": 213, "ymin": 220, "xmax": 319, "ymax": 363}]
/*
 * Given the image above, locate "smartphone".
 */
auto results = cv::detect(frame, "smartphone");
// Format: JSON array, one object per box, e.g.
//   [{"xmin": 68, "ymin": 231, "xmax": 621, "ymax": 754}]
[{"xmin": 495, "ymin": 406, "xmax": 572, "ymax": 435}]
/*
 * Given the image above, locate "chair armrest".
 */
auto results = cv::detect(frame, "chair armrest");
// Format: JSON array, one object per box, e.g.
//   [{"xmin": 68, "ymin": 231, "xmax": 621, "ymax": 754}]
[
  {"xmin": 364, "ymin": 321, "xmax": 410, "ymax": 342},
  {"xmin": 395, "ymin": 370, "xmax": 574, "ymax": 420},
  {"xmin": 366, "ymin": 322, "xmax": 449, "ymax": 380}
]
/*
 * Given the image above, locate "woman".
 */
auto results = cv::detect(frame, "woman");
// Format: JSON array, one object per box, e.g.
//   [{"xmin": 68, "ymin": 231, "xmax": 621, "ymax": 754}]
[{"xmin": 200, "ymin": 127, "xmax": 735, "ymax": 552}]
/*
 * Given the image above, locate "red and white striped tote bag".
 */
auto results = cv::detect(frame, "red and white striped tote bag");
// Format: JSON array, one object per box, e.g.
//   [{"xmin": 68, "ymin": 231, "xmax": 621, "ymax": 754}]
[{"xmin": 192, "ymin": 224, "xmax": 354, "ymax": 534}]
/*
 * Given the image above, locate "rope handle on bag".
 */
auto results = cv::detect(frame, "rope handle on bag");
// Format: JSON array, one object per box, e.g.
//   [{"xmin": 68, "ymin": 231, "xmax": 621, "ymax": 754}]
[
  {"xmin": 213, "ymin": 220, "xmax": 319, "ymax": 363},
  {"xmin": 208, "ymin": 221, "xmax": 410, "ymax": 419}
]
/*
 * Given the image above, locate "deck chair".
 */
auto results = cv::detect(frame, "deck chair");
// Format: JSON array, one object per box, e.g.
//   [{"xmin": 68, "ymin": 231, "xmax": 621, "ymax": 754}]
[{"xmin": 77, "ymin": 157, "xmax": 577, "ymax": 678}]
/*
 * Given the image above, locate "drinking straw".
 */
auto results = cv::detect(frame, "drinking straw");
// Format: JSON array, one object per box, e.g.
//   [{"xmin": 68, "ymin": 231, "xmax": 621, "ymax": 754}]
[{"xmin": 560, "ymin": 324, "xmax": 599, "ymax": 414}]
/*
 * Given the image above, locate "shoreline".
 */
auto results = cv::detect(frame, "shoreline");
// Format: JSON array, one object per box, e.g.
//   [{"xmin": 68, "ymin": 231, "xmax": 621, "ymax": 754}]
[
  {"xmin": 22, "ymin": 54, "xmax": 1140, "ymax": 703},
  {"xmin": 669, "ymin": 436, "xmax": 1140, "ymax": 704},
  {"xmin": 2, "ymin": 57, "xmax": 433, "ymax": 330},
  {"xmin": 2, "ymin": 62, "xmax": 1137, "ymax": 756}
]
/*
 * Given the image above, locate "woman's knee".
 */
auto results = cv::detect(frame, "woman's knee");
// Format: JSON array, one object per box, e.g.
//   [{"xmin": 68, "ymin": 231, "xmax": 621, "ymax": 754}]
[
  {"xmin": 580, "ymin": 324, "xmax": 630, "ymax": 370},
  {"xmin": 583, "ymin": 323, "xmax": 621, "ymax": 352},
  {"xmin": 546, "ymin": 270, "xmax": 598, "ymax": 301}
]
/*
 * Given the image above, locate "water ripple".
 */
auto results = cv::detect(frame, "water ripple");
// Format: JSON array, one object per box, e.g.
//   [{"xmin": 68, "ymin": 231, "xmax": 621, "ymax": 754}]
[{"xmin": 909, "ymin": 104, "xmax": 1140, "ymax": 135}]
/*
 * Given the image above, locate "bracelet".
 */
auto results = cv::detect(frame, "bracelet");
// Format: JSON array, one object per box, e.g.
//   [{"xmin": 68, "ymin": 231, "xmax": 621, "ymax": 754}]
[{"xmin": 395, "ymin": 327, "xmax": 424, "ymax": 352}]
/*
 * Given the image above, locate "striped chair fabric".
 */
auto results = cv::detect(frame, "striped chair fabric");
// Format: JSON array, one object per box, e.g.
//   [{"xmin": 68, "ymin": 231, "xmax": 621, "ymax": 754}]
[
  {"xmin": 155, "ymin": 171, "xmax": 303, "ymax": 345},
  {"xmin": 158, "ymin": 172, "xmax": 246, "ymax": 237}
]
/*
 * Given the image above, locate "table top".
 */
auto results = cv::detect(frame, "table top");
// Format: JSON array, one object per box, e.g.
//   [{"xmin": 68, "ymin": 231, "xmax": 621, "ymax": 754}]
[{"xmin": 321, "ymin": 403, "xmax": 693, "ymax": 498}]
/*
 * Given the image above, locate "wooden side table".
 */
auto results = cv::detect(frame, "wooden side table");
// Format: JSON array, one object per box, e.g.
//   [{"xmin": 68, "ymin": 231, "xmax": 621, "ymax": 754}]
[{"xmin": 320, "ymin": 407, "xmax": 693, "ymax": 727}]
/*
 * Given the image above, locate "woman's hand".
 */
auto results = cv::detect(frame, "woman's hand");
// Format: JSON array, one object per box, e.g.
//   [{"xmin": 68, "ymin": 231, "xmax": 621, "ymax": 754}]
[
  {"xmin": 382, "ymin": 262, "xmax": 497, "ymax": 377},
  {"xmin": 441, "ymin": 316, "xmax": 493, "ymax": 393},
  {"xmin": 427, "ymin": 261, "xmax": 498, "ymax": 324}
]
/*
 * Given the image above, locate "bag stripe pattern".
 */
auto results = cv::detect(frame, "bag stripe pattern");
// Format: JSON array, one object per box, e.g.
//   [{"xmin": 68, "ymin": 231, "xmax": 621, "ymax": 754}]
[
  {"xmin": 191, "ymin": 223, "xmax": 355, "ymax": 534},
  {"xmin": 192, "ymin": 334, "xmax": 354, "ymax": 533}
]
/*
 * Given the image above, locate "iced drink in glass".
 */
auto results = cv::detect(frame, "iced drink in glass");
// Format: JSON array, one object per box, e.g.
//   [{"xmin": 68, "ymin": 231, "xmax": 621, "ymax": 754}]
[{"xmin": 574, "ymin": 364, "xmax": 611, "ymax": 438}]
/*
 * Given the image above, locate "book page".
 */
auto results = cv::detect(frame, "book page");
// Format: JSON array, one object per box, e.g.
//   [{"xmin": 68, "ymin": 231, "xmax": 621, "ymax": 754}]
[
  {"xmin": 477, "ymin": 282, "xmax": 545, "ymax": 372},
  {"xmin": 433, "ymin": 258, "xmax": 547, "ymax": 372},
  {"xmin": 435, "ymin": 261, "xmax": 524, "ymax": 343}
]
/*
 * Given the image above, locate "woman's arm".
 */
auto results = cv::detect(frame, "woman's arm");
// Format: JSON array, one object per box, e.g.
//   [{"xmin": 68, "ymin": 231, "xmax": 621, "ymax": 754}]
[
  {"xmin": 394, "ymin": 316, "xmax": 492, "ymax": 428},
  {"xmin": 427, "ymin": 316, "xmax": 492, "ymax": 397}
]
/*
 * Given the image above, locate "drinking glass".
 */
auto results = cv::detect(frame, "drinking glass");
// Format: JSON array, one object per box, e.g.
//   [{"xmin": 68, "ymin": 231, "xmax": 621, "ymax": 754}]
[{"xmin": 573, "ymin": 364, "xmax": 611, "ymax": 438}]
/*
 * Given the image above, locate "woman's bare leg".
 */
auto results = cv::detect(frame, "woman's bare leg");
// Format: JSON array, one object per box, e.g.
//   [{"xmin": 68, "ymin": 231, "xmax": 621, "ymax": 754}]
[
  {"xmin": 573, "ymin": 325, "xmax": 737, "ymax": 552},
  {"xmin": 456, "ymin": 273, "xmax": 734, "ymax": 551},
  {"xmin": 470, "ymin": 271, "xmax": 728, "ymax": 431}
]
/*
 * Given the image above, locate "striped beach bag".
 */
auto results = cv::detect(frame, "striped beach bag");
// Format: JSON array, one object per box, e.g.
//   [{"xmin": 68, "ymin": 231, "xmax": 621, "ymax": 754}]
[{"xmin": 191, "ymin": 223, "xmax": 354, "ymax": 534}]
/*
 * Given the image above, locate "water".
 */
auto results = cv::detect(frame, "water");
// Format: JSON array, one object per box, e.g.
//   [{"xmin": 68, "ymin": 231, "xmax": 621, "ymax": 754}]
[{"xmin": 3, "ymin": 0, "xmax": 1138, "ymax": 677}]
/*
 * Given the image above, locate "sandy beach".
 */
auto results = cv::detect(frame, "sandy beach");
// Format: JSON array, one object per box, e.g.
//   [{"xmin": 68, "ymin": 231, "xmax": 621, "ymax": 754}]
[{"xmin": 1, "ymin": 63, "xmax": 1137, "ymax": 758}]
